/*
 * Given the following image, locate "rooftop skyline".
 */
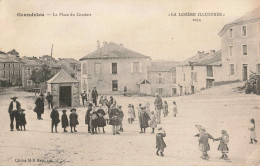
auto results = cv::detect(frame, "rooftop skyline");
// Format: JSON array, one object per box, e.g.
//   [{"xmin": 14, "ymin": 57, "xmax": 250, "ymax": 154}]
[{"xmin": 0, "ymin": 0, "xmax": 259, "ymax": 61}]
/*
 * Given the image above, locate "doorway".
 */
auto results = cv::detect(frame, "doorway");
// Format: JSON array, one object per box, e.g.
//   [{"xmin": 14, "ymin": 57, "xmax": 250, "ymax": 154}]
[
  {"xmin": 206, "ymin": 79, "xmax": 214, "ymax": 88},
  {"xmin": 172, "ymin": 88, "xmax": 177, "ymax": 96},
  {"xmin": 243, "ymin": 64, "xmax": 248, "ymax": 81},
  {"xmin": 180, "ymin": 86, "xmax": 183, "ymax": 96},
  {"xmin": 191, "ymin": 86, "xmax": 195, "ymax": 94},
  {"xmin": 59, "ymin": 86, "xmax": 72, "ymax": 107}
]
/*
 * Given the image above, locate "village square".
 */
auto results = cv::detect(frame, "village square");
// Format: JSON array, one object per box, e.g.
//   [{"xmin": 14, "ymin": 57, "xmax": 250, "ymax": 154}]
[{"xmin": 1, "ymin": 1, "xmax": 260, "ymax": 166}]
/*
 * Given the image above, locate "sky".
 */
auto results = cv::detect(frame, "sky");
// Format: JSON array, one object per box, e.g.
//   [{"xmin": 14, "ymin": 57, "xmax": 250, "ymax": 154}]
[{"xmin": 0, "ymin": 0, "xmax": 259, "ymax": 61}]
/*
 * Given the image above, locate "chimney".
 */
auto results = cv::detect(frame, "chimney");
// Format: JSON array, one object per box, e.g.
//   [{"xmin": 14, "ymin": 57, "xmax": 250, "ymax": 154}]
[
  {"xmin": 103, "ymin": 41, "xmax": 108, "ymax": 55},
  {"xmin": 197, "ymin": 51, "xmax": 205, "ymax": 59},
  {"xmin": 97, "ymin": 40, "xmax": 100, "ymax": 49}
]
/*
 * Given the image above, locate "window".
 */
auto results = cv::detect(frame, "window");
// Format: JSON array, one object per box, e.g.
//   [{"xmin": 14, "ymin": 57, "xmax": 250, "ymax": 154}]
[
  {"xmin": 19, "ymin": 70, "xmax": 21, "ymax": 75},
  {"xmin": 12, "ymin": 71, "xmax": 15, "ymax": 75},
  {"xmin": 242, "ymin": 25, "xmax": 247, "ymax": 36},
  {"xmin": 207, "ymin": 65, "xmax": 213, "ymax": 77},
  {"xmin": 191, "ymin": 72, "xmax": 197, "ymax": 82},
  {"xmin": 26, "ymin": 67, "xmax": 31, "ymax": 76},
  {"xmin": 27, "ymin": 80, "xmax": 33, "ymax": 86},
  {"xmin": 229, "ymin": 28, "xmax": 233, "ymax": 38},
  {"xmin": 172, "ymin": 78, "xmax": 176, "ymax": 84},
  {"xmin": 230, "ymin": 64, "xmax": 235, "ymax": 75},
  {"xmin": 4, "ymin": 63, "xmax": 5, "ymax": 68},
  {"xmin": 3, "ymin": 71, "xmax": 5, "ymax": 76},
  {"xmin": 133, "ymin": 62, "xmax": 139, "ymax": 73},
  {"xmin": 83, "ymin": 63, "xmax": 87, "ymax": 74},
  {"xmin": 8, "ymin": 63, "xmax": 10, "ymax": 68},
  {"xmin": 112, "ymin": 80, "xmax": 118, "ymax": 91},
  {"xmin": 158, "ymin": 88, "xmax": 163, "ymax": 95},
  {"xmin": 171, "ymin": 67, "xmax": 176, "ymax": 77},
  {"xmin": 112, "ymin": 63, "xmax": 117, "ymax": 74},
  {"xmin": 9, "ymin": 71, "xmax": 10, "ymax": 76},
  {"xmin": 257, "ymin": 64, "xmax": 260, "ymax": 74},
  {"xmin": 158, "ymin": 78, "xmax": 163, "ymax": 84},
  {"xmin": 13, "ymin": 63, "xmax": 15, "ymax": 68},
  {"xmin": 183, "ymin": 73, "xmax": 186, "ymax": 81},
  {"xmin": 242, "ymin": 45, "xmax": 247, "ymax": 55},
  {"xmin": 229, "ymin": 46, "xmax": 234, "ymax": 56},
  {"xmin": 94, "ymin": 63, "xmax": 101, "ymax": 75}
]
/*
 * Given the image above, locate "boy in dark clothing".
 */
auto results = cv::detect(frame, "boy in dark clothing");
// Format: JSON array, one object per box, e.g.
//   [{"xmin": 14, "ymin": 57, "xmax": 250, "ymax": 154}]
[
  {"xmin": 50, "ymin": 107, "xmax": 60, "ymax": 133},
  {"xmin": 156, "ymin": 127, "xmax": 166, "ymax": 157},
  {"xmin": 70, "ymin": 108, "xmax": 79, "ymax": 133},
  {"xmin": 18, "ymin": 109, "xmax": 27, "ymax": 131},
  {"xmin": 61, "ymin": 110, "xmax": 69, "ymax": 132}
]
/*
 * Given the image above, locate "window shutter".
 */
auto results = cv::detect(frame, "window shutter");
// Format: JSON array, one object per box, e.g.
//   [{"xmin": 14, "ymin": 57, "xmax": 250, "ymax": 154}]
[
  {"xmin": 110, "ymin": 63, "xmax": 112, "ymax": 74},
  {"xmin": 131, "ymin": 62, "xmax": 133, "ymax": 73},
  {"xmin": 235, "ymin": 64, "xmax": 237, "ymax": 75},
  {"xmin": 139, "ymin": 62, "xmax": 143, "ymax": 73},
  {"xmin": 163, "ymin": 78, "xmax": 165, "ymax": 84},
  {"xmin": 228, "ymin": 65, "xmax": 230, "ymax": 76},
  {"xmin": 118, "ymin": 80, "xmax": 120, "ymax": 91}
]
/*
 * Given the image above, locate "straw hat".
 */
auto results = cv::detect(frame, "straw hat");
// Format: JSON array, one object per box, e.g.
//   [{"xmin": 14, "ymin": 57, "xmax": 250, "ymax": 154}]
[
  {"xmin": 70, "ymin": 108, "xmax": 76, "ymax": 112},
  {"xmin": 10, "ymin": 96, "xmax": 18, "ymax": 100}
]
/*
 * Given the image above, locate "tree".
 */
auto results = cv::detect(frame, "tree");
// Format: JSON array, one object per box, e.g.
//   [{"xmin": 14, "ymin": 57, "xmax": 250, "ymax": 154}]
[
  {"xmin": 30, "ymin": 65, "xmax": 54, "ymax": 84},
  {"xmin": 7, "ymin": 49, "xmax": 19, "ymax": 57}
]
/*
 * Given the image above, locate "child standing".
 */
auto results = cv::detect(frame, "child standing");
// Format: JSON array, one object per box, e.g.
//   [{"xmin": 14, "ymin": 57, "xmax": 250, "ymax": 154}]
[
  {"xmin": 172, "ymin": 101, "xmax": 178, "ymax": 117},
  {"xmin": 118, "ymin": 106, "xmax": 124, "ymax": 132},
  {"xmin": 248, "ymin": 118, "xmax": 258, "ymax": 144},
  {"xmin": 150, "ymin": 111, "xmax": 157, "ymax": 134},
  {"xmin": 214, "ymin": 130, "xmax": 229, "ymax": 160},
  {"xmin": 127, "ymin": 104, "xmax": 134, "ymax": 124},
  {"xmin": 61, "ymin": 110, "xmax": 69, "ymax": 132},
  {"xmin": 194, "ymin": 127, "xmax": 214, "ymax": 160},
  {"xmin": 50, "ymin": 107, "xmax": 60, "ymax": 133},
  {"xmin": 162, "ymin": 101, "xmax": 168, "ymax": 117},
  {"xmin": 97, "ymin": 104, "xmax": 106, "ymax": 133},
  {"xmin": 138, "ymin": 106, "xmax": 150, "ymax": 133},
  {"xmin": 69, "ymin": 108, "xmax": 79, "ymax": 133},
  {"xmin": 18, "ymin": 109, "xmax": 27, "ymax": 131},
  {"xmin": 156, "ymin": 127, "xmax": 166, "ymax": 157}
]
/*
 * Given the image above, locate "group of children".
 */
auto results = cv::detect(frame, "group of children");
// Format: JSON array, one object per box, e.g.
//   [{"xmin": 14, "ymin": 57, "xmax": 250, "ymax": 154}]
[
  {"xmin": 194, "ymin": 118, "xmax": 258, "ymax": 161},
  {"xmin": 50, "ymin": 107, "xmax": 79, "ymax": 133}
]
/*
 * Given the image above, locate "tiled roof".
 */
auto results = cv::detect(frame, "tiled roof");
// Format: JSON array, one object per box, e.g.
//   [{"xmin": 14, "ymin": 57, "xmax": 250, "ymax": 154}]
[
  {"xmin": 148, "ymin": 61, "xmax": 180, "ymax": 72},
  {"xmin": 22, "ymin": 59, "xmax": 41, "ymax": 66},
  {"xmin": 80, "ymin": 42, "xmax": 149, "ymax": 60},
  {"xmin": 219, "ymin": 7, "xmax": 260, "ymax": 36},
  {"xmin": 0, "ymin": 54, "xmax": 23, "ymax": 63},
  {"xmin": 60, "ymin": 58, "xmax": 80, "ymax": 64},
  {"xmin": 195, "ymin": 50, "xmax": 222, "ymax": 66},
  {"xmin": 47, "ymin": 69, "xmax": 79, "ymax": 84}
]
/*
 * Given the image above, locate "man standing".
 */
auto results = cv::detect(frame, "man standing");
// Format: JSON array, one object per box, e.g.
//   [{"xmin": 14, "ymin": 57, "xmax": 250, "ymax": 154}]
[
  {"xmin": 8, "ymin": 96, "xmax": 21, "ymax": 131},
  {"xmin": 34, "ymin": 93, "xmax": 45, "ymax": 120},
  {"xmin": 81, "ymin": 91, "xmax": 87, "ymax": 105},
  {"xmin": 92, "ymin": 87, "xmax": 98, "ymax": 106},
  {"xmin": 154, "ymin": 93, "xmax": 163, "ymax": 124},
  {"xmin": 46, "ymin": 92, "xmax": 53, "ymax": 110}
]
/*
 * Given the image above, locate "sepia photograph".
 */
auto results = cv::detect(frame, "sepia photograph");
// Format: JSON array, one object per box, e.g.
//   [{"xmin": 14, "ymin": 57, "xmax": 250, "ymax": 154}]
[{"xmin": 0, "ymin": 0, "xmax": 260, "ymax": 165}]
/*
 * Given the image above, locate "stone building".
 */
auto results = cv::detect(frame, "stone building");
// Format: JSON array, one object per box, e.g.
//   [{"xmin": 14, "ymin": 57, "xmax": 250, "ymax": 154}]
[
  {"xmin": 59, "ymin": 58, "xmax": 81, "ymax": 81},
  {"xmin": 47, "ymin": 70, "xmax": 80, "ymax": 107},
  {"xmin": 80, "ymin": 41, "xmax": 151, "ymax": 95},
  {"xmin": 148, "ymin": 61, "xmax": 179, "ymax": 97},
  {"xmin": 219, "ymin": 7, "xmax": 260, "ymax": 81},
  {"xmin": 0, "ymin": 51, "xmax": 23, "ymax": 86},
  {"xmin": 176, "ymin": 50, "xmax": 222, "ymax": 95},
  {"xmin": 21, "ymin": 58, "xmax": 42, "ymax": 91}
]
